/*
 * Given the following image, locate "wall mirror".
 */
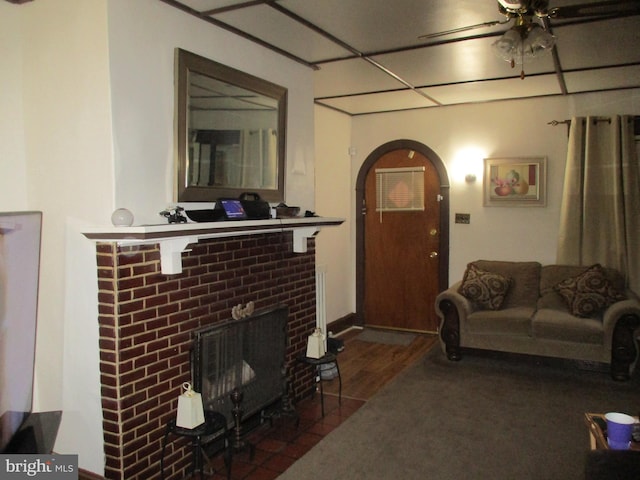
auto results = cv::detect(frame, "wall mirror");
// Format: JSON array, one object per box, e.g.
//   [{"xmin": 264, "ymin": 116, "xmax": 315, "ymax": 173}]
[{"xmin": 175, "ymin": 48, "xmax": 287, "ymax": 203}]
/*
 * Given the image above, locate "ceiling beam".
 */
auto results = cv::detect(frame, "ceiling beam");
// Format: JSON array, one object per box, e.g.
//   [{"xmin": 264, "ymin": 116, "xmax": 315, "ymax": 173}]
[{"xmin": 542, "ymin": 16, "xmax": 567, "ymax": 96}]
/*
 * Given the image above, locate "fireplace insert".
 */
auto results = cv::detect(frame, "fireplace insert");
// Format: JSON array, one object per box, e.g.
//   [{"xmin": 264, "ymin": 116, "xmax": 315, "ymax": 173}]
[{"xmin": 191, "ymin": 304, "xmax": 289, "ymax": 427}]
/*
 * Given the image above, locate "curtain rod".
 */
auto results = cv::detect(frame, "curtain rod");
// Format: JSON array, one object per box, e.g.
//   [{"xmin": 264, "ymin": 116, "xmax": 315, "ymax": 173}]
[
  {"xmin": 548, "ymin": 117, "xmax": 613, "ymax": 126},
  {"xmin": 549, "ymin": 116, "xmax": 640, "ymax": 126}
]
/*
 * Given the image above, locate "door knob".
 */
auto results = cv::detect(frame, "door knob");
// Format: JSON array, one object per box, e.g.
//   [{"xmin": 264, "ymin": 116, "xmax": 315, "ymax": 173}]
[{"xmin": 429, "ymin": 251, "xmax": 438, "ymax": 258}]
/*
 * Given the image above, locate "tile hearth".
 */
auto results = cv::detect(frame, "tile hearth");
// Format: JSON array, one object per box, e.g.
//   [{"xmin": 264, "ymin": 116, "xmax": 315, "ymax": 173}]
[{"xmin": 205, "ymin": 393, "xmax": 364, "ymax": 480}]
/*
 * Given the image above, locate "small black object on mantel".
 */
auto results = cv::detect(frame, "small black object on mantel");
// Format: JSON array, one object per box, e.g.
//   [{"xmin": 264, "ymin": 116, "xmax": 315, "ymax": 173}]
[
  {"xmin": 239, "ymin": 192, "xmax": 271, "ymax": 219},
  {"xmin": 159, "ymin": 206, "xmax": 188, "ymax": 224},
  {"xmin": 275, "ymin": 203, "xmax": 300, "ymax": 218}
]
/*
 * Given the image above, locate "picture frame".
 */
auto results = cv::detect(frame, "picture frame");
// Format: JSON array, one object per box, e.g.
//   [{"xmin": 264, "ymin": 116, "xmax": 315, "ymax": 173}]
[{"xmin": 483, "ymin": 157, "xmax": 547, "ymax": 207}]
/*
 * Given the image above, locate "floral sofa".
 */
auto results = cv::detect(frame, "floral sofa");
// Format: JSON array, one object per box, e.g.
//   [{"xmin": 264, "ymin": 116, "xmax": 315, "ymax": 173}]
[{"xmin": 435, "ymin": 260, "xmax": 640, "ymax": 380}]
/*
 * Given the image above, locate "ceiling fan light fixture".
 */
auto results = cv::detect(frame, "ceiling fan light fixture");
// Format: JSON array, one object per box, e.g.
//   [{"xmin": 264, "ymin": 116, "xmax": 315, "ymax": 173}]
[
  {"xmin": 491, "ymin": 19, "xmax": 555, "ymax": 66},
  {"xmin": 497, "ymin": 0, "xmax": 550, "ymax": 18},
  {"xmin": 526, "ymin": 23, "xmax": 555, "ymax": 52}
]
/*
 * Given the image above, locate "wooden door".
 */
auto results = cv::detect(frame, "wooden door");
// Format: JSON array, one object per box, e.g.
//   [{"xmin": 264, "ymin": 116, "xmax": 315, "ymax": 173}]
[{"xmin": 363, "ymin": 148, "xmax": 442, "ymax": 332}]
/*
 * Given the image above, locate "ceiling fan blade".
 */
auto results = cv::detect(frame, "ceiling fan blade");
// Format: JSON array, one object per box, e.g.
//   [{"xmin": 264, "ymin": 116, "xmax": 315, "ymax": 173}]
[
  {"xmin": 550, "ymin": 0, "xmax": 640, "ymax": 19},
  {"xmin": 418, "ymin": 19, "xmax": 509, "ymax": 40}
]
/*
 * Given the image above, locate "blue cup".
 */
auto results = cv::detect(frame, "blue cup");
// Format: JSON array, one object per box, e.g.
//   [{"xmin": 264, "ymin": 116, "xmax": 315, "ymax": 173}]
[{"xmin": 605, "ymin": 412, "xmax": 635, "ymax": 450}]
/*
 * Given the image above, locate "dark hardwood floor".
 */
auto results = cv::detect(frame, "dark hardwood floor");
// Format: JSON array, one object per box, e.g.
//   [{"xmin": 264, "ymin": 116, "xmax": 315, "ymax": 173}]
[{"xmin": 322, "ymin": 328, "xmax": 438, "ymax": 400}]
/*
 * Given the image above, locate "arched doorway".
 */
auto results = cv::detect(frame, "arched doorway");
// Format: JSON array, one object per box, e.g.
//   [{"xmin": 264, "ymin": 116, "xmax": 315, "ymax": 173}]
[{"xmin": 355, "ymin": 139, "xmax": 450, "ymax": 332}]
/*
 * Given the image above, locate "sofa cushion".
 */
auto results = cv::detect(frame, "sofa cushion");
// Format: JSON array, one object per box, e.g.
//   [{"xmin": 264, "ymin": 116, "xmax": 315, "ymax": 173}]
[
  {"xmin": 458, "ymin": 263, "xmax": 512, "ymax": 310},
  {"xmin": 553, "ymin": 264, "xmax": 626, "ymax": 318},
  {"xmin": 466, "ymin": 307, "xmax": 533, "ymax": 336},
  {"xmin": 539, "ymin": 264, "xmax": 628, "ymax": 313},
  {"xmin": 472, "ymin": 260, "xmax": 541, "ymax": 310},
  {"xmin": 532, "ymin": 308, "xmax": 603, "ymax": 344},
  {"xmin": 540, "ymin": 264, "xmax": 626, "ymax": 296}
]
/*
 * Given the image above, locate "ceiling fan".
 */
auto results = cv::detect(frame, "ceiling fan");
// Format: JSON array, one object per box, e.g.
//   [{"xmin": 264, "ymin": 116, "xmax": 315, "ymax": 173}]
[{"xmin": 419, "ymin": 0, "xmax": 640, "ymax": 78}]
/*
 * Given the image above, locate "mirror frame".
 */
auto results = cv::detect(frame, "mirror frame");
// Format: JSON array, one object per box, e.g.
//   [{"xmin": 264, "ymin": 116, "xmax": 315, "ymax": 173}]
[{"xmin": 175, "ymin": 48, "xmax": 287, "ymax": 203}]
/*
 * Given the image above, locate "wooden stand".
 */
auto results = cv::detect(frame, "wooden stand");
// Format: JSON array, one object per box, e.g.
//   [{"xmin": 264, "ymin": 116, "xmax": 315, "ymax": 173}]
[{"xmin": 584, "ymin": 413, "xmax": 640, "ymax": 451}]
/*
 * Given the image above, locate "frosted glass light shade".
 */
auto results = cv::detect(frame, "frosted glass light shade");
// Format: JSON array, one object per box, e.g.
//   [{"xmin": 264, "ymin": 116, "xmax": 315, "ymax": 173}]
[
  {"xmin": 492, "ymin": 23, "xmax": 555, "ymax": 65},
  {"xmin": 111, "ymin": 208, "xmax": 134, "ymax": 227}
]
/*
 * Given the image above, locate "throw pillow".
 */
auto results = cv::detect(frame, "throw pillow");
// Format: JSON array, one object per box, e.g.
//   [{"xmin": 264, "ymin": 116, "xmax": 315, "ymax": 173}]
[
  {"xmin": 553, "ymin": 264, "xmax": 626, "ymax": 318},
  {"xmin": 458, "ymin": 263, "xmax": 513, "ymax": 310}
]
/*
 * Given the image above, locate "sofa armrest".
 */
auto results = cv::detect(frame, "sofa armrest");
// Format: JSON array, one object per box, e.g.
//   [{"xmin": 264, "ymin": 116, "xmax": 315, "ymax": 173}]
[
  {"xmin": 435, "ymin": 281, "xmax": 476, "ymax": 319},
  {"xmin": 435, "ymin": 282, "xmax": 476, "ymax": 361},
  {"xmin": 602, "ymin": 297, "xmax": 640, "ymax": 381}
]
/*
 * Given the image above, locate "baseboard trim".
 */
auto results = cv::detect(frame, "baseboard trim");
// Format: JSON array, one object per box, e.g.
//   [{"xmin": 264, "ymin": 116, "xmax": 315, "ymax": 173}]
[
  {"xmin": 327, "ymin": 313, "xmax": 358, "ymax": 336},
  {"xmin": 79, "ymin": 468, "xmax": 104, "ymax": 480}
]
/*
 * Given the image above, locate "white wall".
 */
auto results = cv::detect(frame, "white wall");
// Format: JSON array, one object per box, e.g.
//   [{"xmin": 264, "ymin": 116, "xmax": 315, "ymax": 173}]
[
  {"xmin": 107, "ymin": 0, "xmax": 315, "ymax": 223},
  {"xmin": 0, "ymin": 3, "xmax": 28, "ymax": 210},
  {"xmin": 4, "ymin": 0, "xmax": 115, "ymax": 473},
  {"xmin": 314, "ymin": 107, "xmax": 354, "ymax": 325},
  {"xmin": 347, "ymin": 90, "xmax": 640, "ymax": 283},
  {"xmin": 314, "ymin": 90, "xmax": 640, "ymax": 328}
]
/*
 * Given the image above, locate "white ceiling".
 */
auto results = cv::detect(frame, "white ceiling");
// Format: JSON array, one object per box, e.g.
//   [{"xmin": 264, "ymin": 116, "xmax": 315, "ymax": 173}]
[{"xmin": 161, "ymin": 0, "xmax": 640, "ymax": 115}]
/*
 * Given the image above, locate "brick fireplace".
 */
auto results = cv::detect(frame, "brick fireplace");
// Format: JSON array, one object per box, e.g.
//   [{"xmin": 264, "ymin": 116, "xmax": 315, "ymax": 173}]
[{"xmin": 95, "ymin": 231, "xmax": 317, "ymax": 480}]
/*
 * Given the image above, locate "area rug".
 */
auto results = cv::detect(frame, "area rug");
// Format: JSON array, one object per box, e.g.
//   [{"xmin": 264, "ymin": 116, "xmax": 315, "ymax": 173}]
[
  {"xmin": 278, "ymin": 349, "xmax": 639, "ymax": 480},
  {"xmin": 355, "ymin": 328, "xmax": 416, "ymax": 346}
]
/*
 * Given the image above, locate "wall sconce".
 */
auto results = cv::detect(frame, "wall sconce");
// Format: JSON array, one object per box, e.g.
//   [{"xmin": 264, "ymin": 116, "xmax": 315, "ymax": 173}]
[{"xmin": 452, "ymin": 146, "xmax": 486, "ymax": 184}]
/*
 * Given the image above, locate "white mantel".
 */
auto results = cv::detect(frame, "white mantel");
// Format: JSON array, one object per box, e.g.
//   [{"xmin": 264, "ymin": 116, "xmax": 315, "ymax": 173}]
[{"xmin": 82, "ymin": 217, "xmax": 344, "ymax": 274}]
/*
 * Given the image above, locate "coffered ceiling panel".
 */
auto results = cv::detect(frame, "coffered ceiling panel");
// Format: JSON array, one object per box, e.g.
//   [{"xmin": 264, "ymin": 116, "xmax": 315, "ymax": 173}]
[
  {"xmin": 552, "ymin": 17, "xmax": 640, "ymax": 70},
  {"xmin": 161, "ymin": 0, "xmax": 640, "ymax": 116},
  {"xmin": 176, "ymin": 0, "xmax": 240, "ymax": 10},
  {"xmin": 317, "ymin": 90, "xmax": 438, "ymax": 116},
  {"xmin": 279, "ymin": 0, "xmax": 505, "ymax": 57},
  {"xmin": 372, "ymin": 37, "xmax": 556, "ymax": 88},
  {"xmin": 564, "ymin": 65, "xmax": 640, "ymax": 93},
  {"xmin": 423, "ymin": 74, "xmax": 562, "ymax": 106},
  {"xmin": 313, "ymin": 58, "xmax": 409, "ymax": 99},
  {"xmin": 214, "ymin": 4, "xmax": 353, "ymax": 62}
]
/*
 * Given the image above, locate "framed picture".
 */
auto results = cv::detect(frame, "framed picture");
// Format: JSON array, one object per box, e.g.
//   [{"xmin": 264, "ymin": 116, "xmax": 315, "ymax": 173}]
[{"xmin": 483, "ymin": 157, "xmax": 547, "ymax": 207}]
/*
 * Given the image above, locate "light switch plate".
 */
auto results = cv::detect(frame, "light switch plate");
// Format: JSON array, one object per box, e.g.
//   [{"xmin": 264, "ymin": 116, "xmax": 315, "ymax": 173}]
[{"xmin": 455, "ymin": 213, "xmax": 470, "ymax": 224}]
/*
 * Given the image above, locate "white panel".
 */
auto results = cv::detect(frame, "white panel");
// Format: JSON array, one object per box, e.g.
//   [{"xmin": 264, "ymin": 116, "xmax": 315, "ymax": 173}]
[
  {"xmin": 314, "ymin": 57, "xmax": 409, "ymax": 98},
  {"xmin": 317, "ymin": 89, "xmax": 437, "ymax": 115},
  {"xmin": 316, "ymin": 267, "xmax": 327, "ymax": 345},
  {"xmin": 375, "ymin": 36, "xmax": 556, "ymax": 87},
  {"xmin": 554, "ymin": 17, "xmax": 640, "ymax": 70},
  {"xmin": 565, "ymin": 65, "xmax": 640, "ymax": 94},
  {"xmin": 178, "ymin": 0, "xmax": 252, "ymax": 10},
  {"xmin": 281, "ymin": 0, "xmax": 504, "ymax": 53},
  {"xmin": 216, "ymin": 5, "xmax": 352, "ymax": 62},
  {"xmin": 423, "ymin": 74, "xmax": 562, "ymax": 105}
]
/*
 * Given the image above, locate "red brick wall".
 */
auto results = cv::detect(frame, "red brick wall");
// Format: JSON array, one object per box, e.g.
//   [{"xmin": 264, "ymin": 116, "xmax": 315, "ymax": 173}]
[{"xmin": 96, "ymin": 233, "xmax": 316, "ymax": 480}]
